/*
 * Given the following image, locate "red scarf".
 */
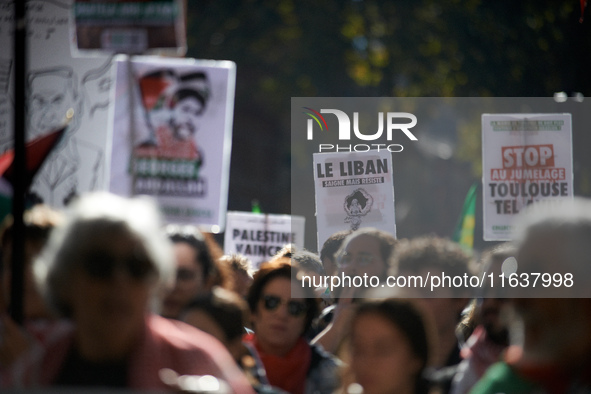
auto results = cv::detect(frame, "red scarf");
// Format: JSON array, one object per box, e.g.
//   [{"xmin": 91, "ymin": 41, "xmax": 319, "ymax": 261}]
[{"xmin": 244, "ymin": 333, "xmax": 312, "ymax": 394}]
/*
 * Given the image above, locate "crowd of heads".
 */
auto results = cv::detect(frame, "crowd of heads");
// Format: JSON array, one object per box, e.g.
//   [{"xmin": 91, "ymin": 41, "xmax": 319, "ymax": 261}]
[{"xmin": 1, "ymin": 192, "xmax": 591, "ymax": 393}]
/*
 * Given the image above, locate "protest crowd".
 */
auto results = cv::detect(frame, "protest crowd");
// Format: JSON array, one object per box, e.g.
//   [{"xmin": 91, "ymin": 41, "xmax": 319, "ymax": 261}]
[
  {"xmin": 0, "ymin": 191, "xmax": 589, "ymax": 394},
  {"xmin": 2, "ymin": 0, "xmax": 590, "ymax": 392}
]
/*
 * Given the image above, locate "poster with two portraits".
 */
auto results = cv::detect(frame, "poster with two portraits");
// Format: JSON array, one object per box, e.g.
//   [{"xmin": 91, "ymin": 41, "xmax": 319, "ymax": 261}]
[{"xmin": 108, "ymin": 57, "xmax": 236, "ymax": 232}]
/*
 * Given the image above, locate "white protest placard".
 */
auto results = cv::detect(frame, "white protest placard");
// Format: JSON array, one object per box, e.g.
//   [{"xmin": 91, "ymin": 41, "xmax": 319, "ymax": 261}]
[
  {"xmin": 224, "ymin": 211, "xmax": 306, "ymax": 269},
  {"xmin": 0, "ymin": 0, "xmax": 112, "ymax": 207},
  {"xmin": 313, "ymin": 150, "xmax": 396, "ymax": 252},
  {"xmin": 482, "ymin": 113, "xmax": 573, "ymax": 241},
  {"xmin": 108, "ymin": 56, "xmax": 236, "ymax": 231},
  {"xmin": 73, "ymin": 0, "xmax": 186, "ymax": 54}
]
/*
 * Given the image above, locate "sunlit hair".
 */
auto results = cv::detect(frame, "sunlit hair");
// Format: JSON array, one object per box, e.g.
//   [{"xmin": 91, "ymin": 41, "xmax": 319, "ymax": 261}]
[
  {"xmin": 513, "ymin": 197, "xmax": 591, "ymax": 294},
  {"xmin": 393, "ymin": 236, "xmax": 471, "ymax": 278},
  {"xmin": 33, "ymin": 192, "xmax": 174, "ymax": 317},
  {"xmin": 1, "ymin": 204, "xmax": 64, "ymax": 254},
  {"xmin": 514, "ymin": 197, "xmax": 591, "ymax": 268},
  {"xmin": 220, "ymin": 253, "xmax": 254, "ymax": 278},
  {"xmin": 292, "ymin": 250, "xmax": 325, "ymax": 276},
  {"xmin": 477, "ymin": 242, "xmax": 517, "ymax": 276},
  {"xmin": 271, "ymin": 243, "xmax": 296, "ymax": 260}
]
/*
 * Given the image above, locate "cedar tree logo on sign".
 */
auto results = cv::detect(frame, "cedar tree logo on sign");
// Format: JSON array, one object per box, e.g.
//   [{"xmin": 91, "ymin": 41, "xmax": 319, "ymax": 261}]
[
  {"xmin": 344, "ymin": 188, "xmax": 373, "ymax": 230},
  {"xmin": 303, "ymin": 107, "xmax": 418, "ymax": 153}
]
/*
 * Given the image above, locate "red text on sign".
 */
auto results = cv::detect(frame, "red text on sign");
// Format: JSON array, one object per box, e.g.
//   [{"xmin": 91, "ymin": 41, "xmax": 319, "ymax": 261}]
[{"xmin": 502, "ymin": 144, "xmax": 555, "ymax": 169}]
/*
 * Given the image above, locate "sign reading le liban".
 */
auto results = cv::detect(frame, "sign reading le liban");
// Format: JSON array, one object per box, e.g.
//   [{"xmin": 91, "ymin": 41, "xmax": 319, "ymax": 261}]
[{"xmin": 313, "ymin": 150, "xmax": 396, "ymax": 252}]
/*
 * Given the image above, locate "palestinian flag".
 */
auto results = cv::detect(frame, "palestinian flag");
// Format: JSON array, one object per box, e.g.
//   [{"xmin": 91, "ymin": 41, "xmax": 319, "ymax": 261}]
[{"xmin": 0, "ymin": 126, "xmax": 66, "ymax": 221}]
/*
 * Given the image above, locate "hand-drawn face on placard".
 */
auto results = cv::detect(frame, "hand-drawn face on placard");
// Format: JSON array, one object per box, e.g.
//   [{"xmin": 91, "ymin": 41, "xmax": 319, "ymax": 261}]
[
  {"xmin": 344, "ymin": 188, "xmax": 374, "ymax": 230},
  {"xmin": 28, "ymin": 67, "xmax": 81, "ymax": 139},
  {"xmin": 82, "ymin": 59, "xmax": 113, "ymax": 118}
]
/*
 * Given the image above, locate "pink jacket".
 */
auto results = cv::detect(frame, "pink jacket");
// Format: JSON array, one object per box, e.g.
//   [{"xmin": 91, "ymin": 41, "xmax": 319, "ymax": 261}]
[{"xmin": 6, "ymin": 314, "xmax": 254, "ymax": 393}]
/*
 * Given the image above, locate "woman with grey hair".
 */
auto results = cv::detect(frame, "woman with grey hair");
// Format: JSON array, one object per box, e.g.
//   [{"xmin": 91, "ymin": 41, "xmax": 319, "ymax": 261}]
[{"xmin": 4, "ymin": 192, "xmax": 253, "ymax": 392}]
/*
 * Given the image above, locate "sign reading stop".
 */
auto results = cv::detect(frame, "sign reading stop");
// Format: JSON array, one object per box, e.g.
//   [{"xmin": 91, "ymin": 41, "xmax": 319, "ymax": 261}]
[{"xmin": 502, "ymin": 144, "xmax": 555, "ymax": 169}]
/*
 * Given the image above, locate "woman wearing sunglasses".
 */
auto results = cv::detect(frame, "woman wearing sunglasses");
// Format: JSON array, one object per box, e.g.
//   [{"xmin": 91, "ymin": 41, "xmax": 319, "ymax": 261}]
[
  {"xmin": 3, "ymin": 192, "xmax": 253, "ymax": 392},
  {"xmin": 244, "ymin": 259, "xmax": 340, "ymax": 394}
]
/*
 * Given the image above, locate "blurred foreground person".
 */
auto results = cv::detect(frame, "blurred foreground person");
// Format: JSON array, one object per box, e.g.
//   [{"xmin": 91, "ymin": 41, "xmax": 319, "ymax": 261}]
[
  {"xmin": 451, "ymin": 243, "xmax": 515, "ymax": 394},
  {"xmin": 183, "ymin": 286, "xmax": 249, "ymax": 365},
  {"xmin": 472, "ymin": 198, "xmax": 591, "ymax": 393},
  {"xmin": 0, "ymin": 205, "xmax": 62, "ymax": 370},
  {"xmin": 312, "ymin": 228, "xmax": 398, "ymax": 354},
  {"xmin": 343, "ymin": 298, "xmax": 432, "ymax": 394},
  {"xmin": 162, "ymin": 225, "xmax": 229, "ymax": 320},
  {"xmin": 244, "ymin": 260, "xmax": 340, "ymax": 394},
  {"xmin": 3, "ymin": 192, "xmax": 253, "ymax": 392},
  {"xmin": 182, "ymin": 286, "xmax": 279, "ymax": 392},
  {"xmin": 1, "ymin": 204, "xmax": 62, "ymax": 320},
  {"xmin": 394, "ymin": 236, "xmax": 471, "ymax": 393}
]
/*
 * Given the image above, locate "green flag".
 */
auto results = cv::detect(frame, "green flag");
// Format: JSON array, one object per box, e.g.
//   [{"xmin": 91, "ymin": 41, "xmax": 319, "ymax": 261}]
[
  {"xmin": 453, "ymin": 183, "xmax": 478, "ymax": 254},
  {"xmin": 251, "ymin": 199, "xmax": 261, "ymax": 214}
]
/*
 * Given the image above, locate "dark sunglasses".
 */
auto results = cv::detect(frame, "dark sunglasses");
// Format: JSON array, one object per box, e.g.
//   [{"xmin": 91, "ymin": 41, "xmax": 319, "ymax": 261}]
[
  {"xmin": 81, "ymin": 249, "xmax": 154, "ymax": 280},
  {"xmin": 262, "ymin": 295, "xmax": 308, "ymax": 317}
]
